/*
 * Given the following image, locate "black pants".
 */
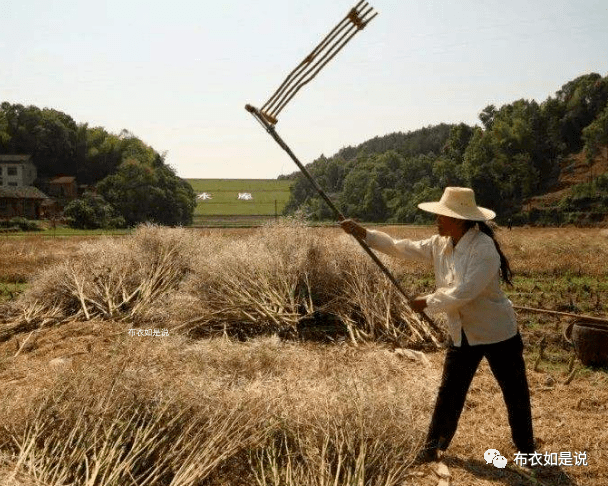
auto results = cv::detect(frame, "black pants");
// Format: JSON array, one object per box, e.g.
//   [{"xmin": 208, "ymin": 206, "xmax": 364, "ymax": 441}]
[{"xmin": 425, "ymin": 331, "xmax": 535, "ymax": 454}]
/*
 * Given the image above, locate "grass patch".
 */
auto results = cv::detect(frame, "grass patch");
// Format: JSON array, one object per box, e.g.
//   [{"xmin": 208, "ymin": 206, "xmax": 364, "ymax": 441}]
[
  {"xmin": 188, "ymin": 179, "xmax": 292, "ymax": 217},
  {"xmin": 0, "ymin": 227, "xmax": 133, "ymax": 238},
  {"xmin": 0, "ymin": 282, "xmax": 28, "ymax": 302},
  {"xmin": 505, "ymin": 274, "xmax": 608, "ymax": 315}
]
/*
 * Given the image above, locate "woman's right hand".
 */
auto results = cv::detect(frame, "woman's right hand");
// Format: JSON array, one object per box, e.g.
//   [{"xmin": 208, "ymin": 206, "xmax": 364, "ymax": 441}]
[{"xmin": 340, "ymin": 219, "xmax": 367, "ymax": 240}]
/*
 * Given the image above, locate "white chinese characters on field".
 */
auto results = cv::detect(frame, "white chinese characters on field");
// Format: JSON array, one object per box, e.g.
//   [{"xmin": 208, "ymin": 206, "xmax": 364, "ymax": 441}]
[
  {"xmin": 197, "ymin": 192, "xmax": 213, "ymax": 200},
  {"xmin": 237, "ymin": 192, "xmax": 253, "ymax": 200}
]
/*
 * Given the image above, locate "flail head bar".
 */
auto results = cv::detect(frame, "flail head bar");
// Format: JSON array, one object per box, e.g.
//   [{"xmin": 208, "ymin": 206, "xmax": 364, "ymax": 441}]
[{"xmin": 246, "ymin": 1, "xmax": 377, "ymax": 125}]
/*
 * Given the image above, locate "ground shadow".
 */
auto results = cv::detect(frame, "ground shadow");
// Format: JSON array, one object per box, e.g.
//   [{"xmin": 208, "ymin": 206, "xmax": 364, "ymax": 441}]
[{"xmin": 443, "ymin": 455, "xmax": 578, "ymax": 486}]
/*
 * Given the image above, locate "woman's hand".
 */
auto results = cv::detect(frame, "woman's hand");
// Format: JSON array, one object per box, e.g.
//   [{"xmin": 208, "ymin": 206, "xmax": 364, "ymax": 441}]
[
  {"xmin": 340, "ymin": 219, "xmax": 367, "ymax": 240},
  {"xmin": 410, "ymin": 296, "xmax": 428, "ymax": 313}
]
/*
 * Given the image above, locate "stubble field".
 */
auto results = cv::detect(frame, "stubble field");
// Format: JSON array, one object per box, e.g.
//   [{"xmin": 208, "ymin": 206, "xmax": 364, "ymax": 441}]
[{"xmin": 0, "ymin": 224, "xmax": 607, "ymax": 486}]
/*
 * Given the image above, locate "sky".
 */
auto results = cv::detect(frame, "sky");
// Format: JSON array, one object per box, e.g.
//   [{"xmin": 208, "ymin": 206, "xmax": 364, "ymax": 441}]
[{"xmin": 2, "ymin": 0, "xmax": 608, "ymax": 179}]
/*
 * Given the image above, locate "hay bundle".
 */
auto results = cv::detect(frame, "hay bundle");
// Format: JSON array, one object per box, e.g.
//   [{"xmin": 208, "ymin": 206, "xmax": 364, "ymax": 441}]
[
  {"xmin": 3, "ymin": 221, "xmax": 443, "ymax": 347},
  {"xmin": 160, "ymin": 220, "xmax": 443, "ymax": 347},
  {"xmin": 3, "ymin": 335, "xmax": 438, "ymax": 485},
  {"xmin": 2, "ymin": 225, "xmax": 197, "ymax": 335}
]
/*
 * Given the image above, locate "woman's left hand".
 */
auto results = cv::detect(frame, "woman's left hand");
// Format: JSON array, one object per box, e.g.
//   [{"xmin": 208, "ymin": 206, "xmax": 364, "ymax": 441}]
[
  {"xmin": 340, "ymin": 219, "xmax": 367, "ymax": 240},
  {"xmin": 410, "ymin": 296, "xmax": 428, "ymax": 313}
]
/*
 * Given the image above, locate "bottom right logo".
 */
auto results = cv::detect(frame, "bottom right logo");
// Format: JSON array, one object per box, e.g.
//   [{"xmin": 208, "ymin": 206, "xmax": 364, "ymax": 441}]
[
  {"xmin": 484, "ymin": 449, "xmax": 508, "ymax": 468},
  {"xmin": 484, "ymin": 449, "xmax": 589, "ymax": 468}
]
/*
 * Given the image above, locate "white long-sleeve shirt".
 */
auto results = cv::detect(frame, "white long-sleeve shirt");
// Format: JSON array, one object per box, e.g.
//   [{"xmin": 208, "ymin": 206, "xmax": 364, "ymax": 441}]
[{"xmin": 365, "ymin": 225, "xmax": 518, "ymax": 346}]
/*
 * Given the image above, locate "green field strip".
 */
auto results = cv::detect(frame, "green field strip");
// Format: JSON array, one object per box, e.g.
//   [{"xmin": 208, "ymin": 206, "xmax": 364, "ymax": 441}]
[{"xmin": 188, "ymin": 178, "xmax": 293, "ymax": 216}]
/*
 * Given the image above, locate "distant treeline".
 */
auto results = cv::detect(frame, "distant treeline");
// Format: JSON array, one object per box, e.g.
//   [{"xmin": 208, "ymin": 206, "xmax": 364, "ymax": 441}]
[
  {"xmin": 0, "ymin": 102, "xmax": 196, "ymax": 228},
  {"xmin": 280, "ymin": 73, "xmax": 608, "ymax": 225}
]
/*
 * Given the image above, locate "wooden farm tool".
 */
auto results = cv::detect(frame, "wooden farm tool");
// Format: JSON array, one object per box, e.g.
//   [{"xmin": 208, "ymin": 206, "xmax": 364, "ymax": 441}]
[
  {"xmin": 513, "ymin": 305, "xmax": 608, "ymax": 325},
  {"xmin": 252, "ymin": 1, "xmax": 378, "ymax": 125},
  {"xmin": 245, "ymin": 2, "xmax": 443, "ymax": 339},
  {"xmin": 515, "ymin": 305, "xmax": 608, "ymax": 368}
]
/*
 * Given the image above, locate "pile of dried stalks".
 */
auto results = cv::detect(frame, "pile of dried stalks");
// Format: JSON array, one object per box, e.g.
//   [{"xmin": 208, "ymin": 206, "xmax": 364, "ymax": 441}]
[
  {"xmin": 1, "ymin": 335, "xmax": 437, "ymax": 486},
  {"xmin": 164, "ymin": 220, "xmax": 443, "ymax": 347},
  {"xmin": 1, "ymin": 225, "xmax": 197, "ymax": 340},
  {"xmin": 2, "ymin": 221, "xmax": 443, "ymax": 348}
]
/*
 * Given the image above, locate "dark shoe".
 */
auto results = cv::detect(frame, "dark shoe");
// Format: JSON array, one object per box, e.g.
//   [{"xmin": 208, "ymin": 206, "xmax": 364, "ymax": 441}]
[{"xmin": 412, "ymin": 446, "xmax": 439, "ymax": 465}]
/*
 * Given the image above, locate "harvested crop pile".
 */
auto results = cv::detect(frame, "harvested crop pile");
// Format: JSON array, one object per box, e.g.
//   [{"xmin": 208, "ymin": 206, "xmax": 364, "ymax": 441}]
[
  {"xmin": 1, "ymin": 221, "xmax": 444, "ymax": 348},
  {"xmin": 1, "ymin": 225, "xmax": 197, "ymax": 340},
  {"xmin": 0, "ymin": 331, "xmax": 438, "ymax": 486}
]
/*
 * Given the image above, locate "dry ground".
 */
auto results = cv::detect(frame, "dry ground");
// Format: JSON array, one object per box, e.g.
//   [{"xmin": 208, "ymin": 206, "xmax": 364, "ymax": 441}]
[
  {"xmin": 0, "ymin": 226, "xmax": 607, "ymax": 485},
  {"xmin": 0, "ymin": 321, "xmax": 606, "ymax": 485}
]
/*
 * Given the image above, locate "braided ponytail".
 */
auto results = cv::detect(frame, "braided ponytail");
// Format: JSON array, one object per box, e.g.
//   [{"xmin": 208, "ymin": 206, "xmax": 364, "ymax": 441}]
[{"xmin": 465, "ymin": 220, "xmax": 513, "ymax": 286}]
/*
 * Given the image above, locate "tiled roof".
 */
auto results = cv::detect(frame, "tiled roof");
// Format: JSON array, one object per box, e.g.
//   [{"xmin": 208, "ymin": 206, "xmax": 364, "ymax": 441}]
[
  {"xmin": 0, "ymin": 155, "xmax": 32, "ymax": 163},
  {"xmin": 50, "ymin": 176, "xmax": 76, "ymax": 184},
  {"xmin": 0, "ymin": 186, "xmax": 49, "ymax": 199}
]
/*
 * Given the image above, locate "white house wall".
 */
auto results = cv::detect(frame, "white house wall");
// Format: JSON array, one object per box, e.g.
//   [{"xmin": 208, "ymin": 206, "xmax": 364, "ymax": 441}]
[{"xmin": 0, "ymin": 161, "xmax": 37, "ymax": 187}]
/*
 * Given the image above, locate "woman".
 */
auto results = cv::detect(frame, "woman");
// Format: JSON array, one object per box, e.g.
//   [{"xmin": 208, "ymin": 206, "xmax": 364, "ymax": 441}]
[{"xmin": 341, "ymin": 187, "xmax": 535, "ymax": 463}]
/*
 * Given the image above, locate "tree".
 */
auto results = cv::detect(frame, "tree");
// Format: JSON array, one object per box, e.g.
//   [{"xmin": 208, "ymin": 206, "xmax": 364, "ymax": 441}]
[
  {"xmin": 362, "ymin": 179, "xmax": 387, "ymax": 221},
  {"xmin": 582, "ymin": 104, "xmax": 608, "ymax": 161},
  {"xmin": 76, "ymin": 126, "xmax": 123, "ymax": 184},
  {"xmin": 393, "ymin": 181, "xmax": 441, "ymax": 223},
  {"xmin": 340, "ymin": 164, "xmax": 375, "ymax": 219},
  {"xmin": 541, "ymin": 96, "xmax": 567, "ymax": 156},
  {"xmin": 0, "ymin": 103, "xmax": 79, "ymax": 177},
  {"xmin": 0, "ymin": 109, "xmax": 9, "ymax": 149},
  {"xmin": 432, "ymin": 156, "xmax": 464, "ymax": 187},
  {"xmin": 63, "ymin": 192, "xmax": 125, "ymax": 229},
  {"xmin": 479, "ymin": 105, "xmax": 496, "ymax": 130},
  {"xmin": 96, "ymin": 159, "xmax": 196, "ymax": 226},
  {"xmin": 556, "ymin": 73, "xmax": 608, "ymax": 152},
  {"xmin": 461, "ymin": 128, "xmax": 504, "ymax": 211},
  {"xmin": 442, "ymin": 123, "xmax": 475, "ymax": 164}
]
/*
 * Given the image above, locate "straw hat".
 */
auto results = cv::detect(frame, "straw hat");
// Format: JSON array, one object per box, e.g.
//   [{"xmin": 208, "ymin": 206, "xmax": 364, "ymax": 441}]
[{"xmin": 418, "ymin": 187, "xmax": 496, "ymax": 221}]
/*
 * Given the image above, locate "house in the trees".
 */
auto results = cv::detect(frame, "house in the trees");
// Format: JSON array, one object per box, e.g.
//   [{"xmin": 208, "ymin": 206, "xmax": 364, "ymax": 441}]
[
  {"xmin": 48, "ymin": 176, "xmax": 78, "ymax": 200},
  {"xmin": 0, "ymin": 155, "xmax": 37, "ymax": 187},
  {"xmin": 0, "ymin": 186, "xmax": 50, "ymax": 219},
  {"xmin": 0, "ymin": 155, "xmax": 50, "ymax": 219}
]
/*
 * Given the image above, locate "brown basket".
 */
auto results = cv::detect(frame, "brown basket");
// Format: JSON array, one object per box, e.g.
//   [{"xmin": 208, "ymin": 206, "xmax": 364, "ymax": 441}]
[{"xmin": 564, "ymin": 318, "xmax": 608, "ymax": 367}]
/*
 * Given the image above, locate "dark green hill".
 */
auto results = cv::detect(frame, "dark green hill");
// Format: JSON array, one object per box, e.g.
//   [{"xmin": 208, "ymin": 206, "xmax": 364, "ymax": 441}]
[
  {"xmin": 0, "ymin": 102, "xmax": 196, "ymax": 227},
  {"xmin": 282, "ymin": 72, "xmax": 608, "ymax": 226}
]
